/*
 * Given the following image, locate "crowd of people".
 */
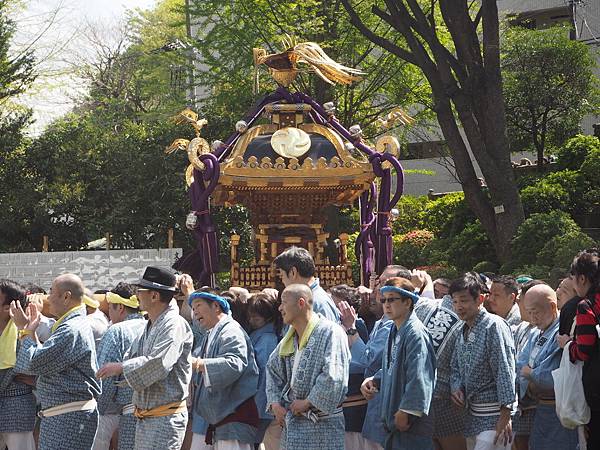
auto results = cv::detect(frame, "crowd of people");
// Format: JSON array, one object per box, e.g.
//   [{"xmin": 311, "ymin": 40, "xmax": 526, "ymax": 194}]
[{"xmin": 0, "ymin": 245, "xmax": 599, "ymax": 450}]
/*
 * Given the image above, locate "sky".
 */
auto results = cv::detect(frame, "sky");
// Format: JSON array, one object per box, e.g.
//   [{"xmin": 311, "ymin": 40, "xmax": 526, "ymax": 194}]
[{"xmin": 13, "ymin": 0, "xmax": 157, "ymax": 133}]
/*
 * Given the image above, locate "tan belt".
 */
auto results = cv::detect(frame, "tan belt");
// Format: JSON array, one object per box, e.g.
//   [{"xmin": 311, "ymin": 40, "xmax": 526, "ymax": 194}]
[
  {"xmin": 134, "ymin": 400, "xmax": 187, "ymax": 419},
  {"xmin": 343, "ymin": 393, "xmax": 368, "ymax": 408},
  {"xmin": 39, "ymin": 399, "xmax": 97, "ymax": 418},
  {"xmin": 122, "ymin": 404, "xmax": 135, "ymax": 415}
]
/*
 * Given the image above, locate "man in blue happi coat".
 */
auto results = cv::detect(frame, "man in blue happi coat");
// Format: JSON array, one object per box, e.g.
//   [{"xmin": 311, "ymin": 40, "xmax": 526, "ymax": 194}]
[
  {"xmin": 517, "ymin": 284, "xmax": 577, "ymax": 450},
  {"xmin": 188, "ymin": 290, "xmax": 260, "ymax": 450},
  {"xmin": 0, "ymin": 280, "xmax": 36, "ymax": 450},
  {"xmin": 361, "ymin": 277, "xmax": 436, "ymax": 450},
  {"xmin": 93, "ymin": 282, "xmax": 146, "ymax": 450},
  {"xmin": 97, "ymin": 266, "xmax": 194, "ymax": 450},
  {"xmin": 450, "ymin": 273, "xmax": 516, "ymax": 450},
  {"xmin": 266, "ymin": 283, "xmax": 350, "ymax": 450},
  {"xmin": 12, "ymin": 273, "xmax": 101, "ymax": 450}
]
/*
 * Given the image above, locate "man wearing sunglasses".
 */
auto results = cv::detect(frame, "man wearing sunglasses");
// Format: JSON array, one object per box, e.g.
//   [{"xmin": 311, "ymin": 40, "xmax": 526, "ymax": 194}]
[
  {"xmin": 339, "ymin": 265, "xmax": 462, "ymax": 450},
  {"xmin": 361, "ymin": 277, "xmax": 436, "ymax": 449}
]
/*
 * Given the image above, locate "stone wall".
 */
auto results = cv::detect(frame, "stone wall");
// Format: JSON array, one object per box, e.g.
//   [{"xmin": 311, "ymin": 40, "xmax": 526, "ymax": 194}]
[{"xmin": 0, "ymin": 248, "xmax": 183, "ymax": 292}]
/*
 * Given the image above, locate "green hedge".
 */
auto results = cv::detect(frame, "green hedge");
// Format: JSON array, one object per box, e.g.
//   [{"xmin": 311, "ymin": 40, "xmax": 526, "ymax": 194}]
[
  {"xmin": 555, "ymin": 134, "xmax": 600, "ymax": 170},
  {"xmin": 511, "ymin": 210, "xmax": 581, "ymax": 269}
]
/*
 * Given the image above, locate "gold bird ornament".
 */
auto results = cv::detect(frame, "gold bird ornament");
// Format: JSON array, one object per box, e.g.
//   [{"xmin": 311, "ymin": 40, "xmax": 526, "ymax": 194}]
[
  {"xmin": 166, "ymin": 108, "xmax": 211, "ymax": 186},
  {"xmin": 174, "ymin": 107, "xmax": 208, "ymax": 138},
  {"xmin": 253, "ymin": 38, "xmax": 364, "ymax": 91}
]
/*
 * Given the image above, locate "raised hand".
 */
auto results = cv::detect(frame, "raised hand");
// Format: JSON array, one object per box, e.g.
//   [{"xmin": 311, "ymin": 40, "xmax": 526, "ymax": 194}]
[
  {"xmin": 9, "ymin": 301, "xmax": 30, "ymax": 330},
  {"xmin": 338, "ymin": 300, "xmax": 357, "ymax": 330}
]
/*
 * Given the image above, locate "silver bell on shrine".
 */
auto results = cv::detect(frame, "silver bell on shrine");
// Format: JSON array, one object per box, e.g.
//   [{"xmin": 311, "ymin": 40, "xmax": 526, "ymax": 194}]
[
  {"xmin": 235, "ymin": 120, "xmax": 248, "ymax": 133},
  {"xmin": 185, "ymin": 212, "xmax": 198, "ymax": 230},
  {"xmin": 349, "ymin": 124, "xmax": 363, "ymax": 138},
  {"xmin": 323, "ymin": 102, "xmax": 336, "ymax": 115}
]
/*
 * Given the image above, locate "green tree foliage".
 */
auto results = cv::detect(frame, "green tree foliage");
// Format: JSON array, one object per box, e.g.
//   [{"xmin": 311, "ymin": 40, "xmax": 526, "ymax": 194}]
[
  {"xmin": 0, "ymin": 0, "xmax": 35, "ymax": 103},
  {"xmin": 555, "ymin": 134, "xmax": 600, "ymax": 170},
  {"xmin": 186, "ymin": 0, "xmax": 433, "ymax": 136},
  {"xmin": 502, "ymin": 26, "xmax": 599, "ymax": 164},
  {"xmin": 76, "ymin": 0, "xmax": 188, "ymax": 122},
  {"xmin": 0, "ymin": 0, "xmax": 199, "ymax": 252},
  {"xmin": 0, "ymin": 0, "xmax": 37, "ymax": 250},
  {"xmin": 510, "ymin": 210, "xmax": 582, "ymax": 270},
  {"xmin": 4, "ymin": 113, "xmax": 193, "ymax": 251}
]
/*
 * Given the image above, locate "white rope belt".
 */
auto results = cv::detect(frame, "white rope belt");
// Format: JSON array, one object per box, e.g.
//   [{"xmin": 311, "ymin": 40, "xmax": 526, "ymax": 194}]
[
  {"xmin": 469, "ymin": 402, "xmax": 501, "ymax": 417},
  {"xmin": 122, "ymin": 403, "xmax": 135, "ymax": 415},
  {"xmin": 38, "ymin": 399, "xmax": 97, "ymax": 418}
]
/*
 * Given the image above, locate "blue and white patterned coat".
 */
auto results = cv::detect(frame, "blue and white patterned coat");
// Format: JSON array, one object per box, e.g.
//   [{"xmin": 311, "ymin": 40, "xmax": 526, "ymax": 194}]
[
  {"xmin": 122, "ymin": 303, "xmax": 193, "ymax": 450},
  {"xmin": 0, "ymin": 340, "xmax": 36, "ymax": 433},
  {"xmin": 250, "ymin": 321, "xmax": 279, "ymax": 421},
  {"xmin": 352, "ymin": 315, "xmax": 393, "ymax": 444},
  {"xmin": 374, "ymin": 311, "xmax": 436, "ymax": 450},
  {"xmin": 96, "ymin": 313, "xmax": 146, "ymax": 449},
  {"xmin": 310, "ymin": 279, "xmax": 341, "ymax": 323},
  {"xmin": 516, "ymin": 318, "xmax": 577, "ymax": 449},
  {"xmin": 266, "ymin": 315, "xmax": 350, "ymax": 450},
  {"xmin": 15, "ymin": 305, "xmax": 100, "ymax": 450},
  {"xmin": 450, "ymin": 308, "xmax": 516, "ymax": 437},
  {"xmin": 194, "ymin": 314, "xmax": 259, "ymax": 445}
]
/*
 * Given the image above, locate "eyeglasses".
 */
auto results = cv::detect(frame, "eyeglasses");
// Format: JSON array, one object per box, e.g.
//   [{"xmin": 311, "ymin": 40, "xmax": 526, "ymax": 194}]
[{"xmin": 379, "ymin": 296, "xmax": 405, "ymax": 304}]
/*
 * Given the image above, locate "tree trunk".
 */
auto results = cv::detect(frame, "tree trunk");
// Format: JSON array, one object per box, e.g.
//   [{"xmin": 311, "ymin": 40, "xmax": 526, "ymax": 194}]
[{"xmin": 341, "ymin": 0, "xmax": 525, "ymax": 263}]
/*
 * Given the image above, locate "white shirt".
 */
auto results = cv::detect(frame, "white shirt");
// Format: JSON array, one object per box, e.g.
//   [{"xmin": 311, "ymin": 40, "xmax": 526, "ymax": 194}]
[{"xmin": 202, "ymin": 315, "xmax": 228, "ymax": 388}]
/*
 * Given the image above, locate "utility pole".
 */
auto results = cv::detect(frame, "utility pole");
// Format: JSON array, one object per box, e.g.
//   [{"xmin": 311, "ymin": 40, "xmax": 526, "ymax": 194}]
[
  {"xmin": 569, "ymin": 0, "xmax": 579, "ymax": 40},
  {"xmin": 183, "ymin": 0, "xmax": 197, "ymax": 108}
]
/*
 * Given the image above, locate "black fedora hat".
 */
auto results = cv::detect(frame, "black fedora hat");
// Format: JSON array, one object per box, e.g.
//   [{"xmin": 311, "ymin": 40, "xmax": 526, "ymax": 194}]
[{"xmin": 135, "ymin": 266, "xmax": 177, "ymax": 292}]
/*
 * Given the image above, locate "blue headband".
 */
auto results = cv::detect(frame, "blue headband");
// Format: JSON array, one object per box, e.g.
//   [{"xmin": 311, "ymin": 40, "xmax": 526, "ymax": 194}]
[
  {"xmin": 188, "ymin": 291, "xmax": 230, "ymax": 314},
  {"xmin": 380, "ymin": 286, "xmax": 420, "ymax": 304}
]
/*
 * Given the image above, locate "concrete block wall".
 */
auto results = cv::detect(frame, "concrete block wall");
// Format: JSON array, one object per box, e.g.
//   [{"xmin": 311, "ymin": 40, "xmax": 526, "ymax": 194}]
[{"xmin": 0, "ymin": 248, "xmax": 183, "ymax": 292}]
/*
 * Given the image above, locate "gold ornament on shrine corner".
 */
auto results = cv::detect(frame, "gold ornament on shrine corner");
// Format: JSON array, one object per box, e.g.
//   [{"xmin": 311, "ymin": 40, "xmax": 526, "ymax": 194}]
[
  {"xmin": 165, "ymin": 108, "xmax": 210, "ymax": 186},
  {"xmin": 253, "ymin": 36, "xmax": 364, "ymax": 91}
]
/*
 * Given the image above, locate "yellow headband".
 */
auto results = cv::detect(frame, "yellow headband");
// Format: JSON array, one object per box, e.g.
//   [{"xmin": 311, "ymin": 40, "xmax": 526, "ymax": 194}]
[
  {"xmin": 83, "ymin": 295, "xmax": 100, "ymax": 309},
  {"xmin": 106, "ymin": 292, "xmax": 139, "ymax": 309}
]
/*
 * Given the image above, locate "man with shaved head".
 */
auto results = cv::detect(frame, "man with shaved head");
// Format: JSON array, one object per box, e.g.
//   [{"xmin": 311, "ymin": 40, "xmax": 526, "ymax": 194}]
[
  {"xmin": 266, "ymin": 283, "xmax": 350, "ymax": 450},
  {"xmin": 516, "ymin": 284, "xmax": 577, "ymax": 450},
  {"xmin": 10, "ymin": 273, "xmax": 100, "ymax": 450}
]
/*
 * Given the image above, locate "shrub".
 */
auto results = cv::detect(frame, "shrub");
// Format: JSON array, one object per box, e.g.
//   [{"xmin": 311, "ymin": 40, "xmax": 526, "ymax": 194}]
[
  {"xmin": 580, "ymin": 148, "xmax": 600, "ymax": 185},
  {"xmin": 345, "ymin": 232, "xmax": 359, "ymax": 284},
  {"xmin": 415, "ymin": 263, "xmax": 460, "ymax": 280},
  {"xmin": 511, "ymin": 210, "xmax": 580, "ymax": 268},
  {"xmin": 538, "ymin": 230, "xmax": 597, "ymax": 269},
  {"xmin": 215, "ymin": 271, "xmax": 231, "ymax": 290},
  {"xmin": 472, "ymin": 260, "xmax": 500, "ymax": 274},
  {"xmin": 393, "ymin": 229, "xmax": 434, "ymax": 268},
  {"xmin": 512, "ymin": 264, "xmax": 551, "ymax": 281},
  {"xmin": 520, "ymin": 169, "xmax": 586, "ymax": 216},
  {"xmin": 339, "ymin": 207, "xmax": 360, "ymax": 234},
  {"xmin": 583, "ymin": 189, "xmax": 600, "ymax": 217},
  {"xmin": 391, "ymin": 195, "xmax": 430, "ymax": 235},
  {"xmin": 446, "ymin": 221, "xmax": 497, "ymax": 271},
  {"xmin": 555, "ymin": 134, "xmax": 600, "ymax": 170},
  {"xmin": 520, "ymin": 181, "xmax": 570, "ymax": 216},
  {"xmin": 424, "ymin": 192, "xmax": 476, "ymax": 239}
]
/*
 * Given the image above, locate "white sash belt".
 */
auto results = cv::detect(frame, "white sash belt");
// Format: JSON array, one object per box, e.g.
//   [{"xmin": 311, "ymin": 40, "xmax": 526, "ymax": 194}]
[
  {"xmin": 122, "ymin": 403, "xmax": 135, "ymax": 415},
  {"xmin": 469, "ymin": 402, "xmax": 501, "ymax": 417},
  {"xmin": 39, "ymin": 399, "xmax": 97, "ymax": 418}
]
